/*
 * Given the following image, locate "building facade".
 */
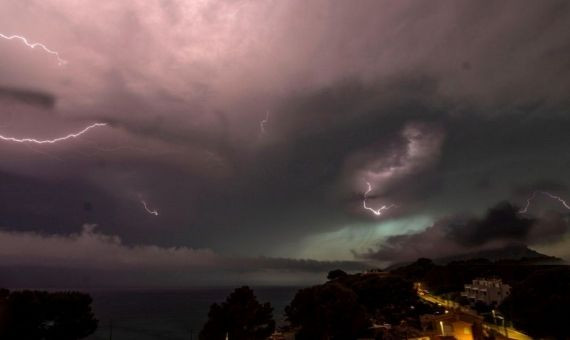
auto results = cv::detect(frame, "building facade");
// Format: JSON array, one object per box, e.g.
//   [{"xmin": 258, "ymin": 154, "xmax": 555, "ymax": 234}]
[
  {"xmin": 410, "ymin": 310, "xmax": 485, "ymax": 340},
  {"xmin": 461, "ymin": 278, "xmax": 511, "ymax": 305}
]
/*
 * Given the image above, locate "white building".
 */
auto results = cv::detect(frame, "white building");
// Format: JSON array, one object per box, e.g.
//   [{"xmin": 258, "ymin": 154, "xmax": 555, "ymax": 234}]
[{"xmin": 461, "ymin": 278, "xmax": 511, "ymax": 305}]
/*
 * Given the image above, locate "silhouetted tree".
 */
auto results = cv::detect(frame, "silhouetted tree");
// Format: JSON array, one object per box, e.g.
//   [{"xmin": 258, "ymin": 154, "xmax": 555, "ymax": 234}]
[
  {"xmin": 500, "ymin": 268, "xmax": 570, "ymax": 339},
  {"xmin": 200, "ymin": 286, "xmax": 275, "ymax": 340},
  {"xmin": 473, "ymin": 300, "xmax": 491, "ymax": 315},
  {"xmin": 43, "ymin": 292, "xmax": 99, "ymax": 340},
  {"xmin": 327, "ymin": 269, "xmax": 348, "ymax": 280},
  {"xmin": 286, "ymin": 282, "xmax": 369, "ymax": 340},
  {"xmin": 286, "ymin": 271, "xmax": 439, "ymax": 339},
  {"xmin": 348, "ymin": 274, "xmax": 420, "ymax": 325},
  {"xmin": 0, "ymin": 289, "xmax": 97, "ymax": 340},
  {"xmin": 0, "ymin": 289, "xmax": 10, "ymax": 338}
]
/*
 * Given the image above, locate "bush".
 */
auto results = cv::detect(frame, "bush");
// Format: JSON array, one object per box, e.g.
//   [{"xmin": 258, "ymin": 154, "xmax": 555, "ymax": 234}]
[
  {"xmin": 285, "ymin": 273, "xmax": 427, "ymax": 339},
  {"xmin": 499, "ymin": 268, "xmax": 570, "ymax": 339},
  {"xmin": 286, "ymin": 282, "xmax": 369, "ymax": 340},
  {"xmin": 200, "ymin": 286, "xmax": 275, "ymax": 340},
  {"xmin": 327, "ymin": 269, "xmax": 348, "ymax": 281},
  {"xmin": 0, "ymin": 289, "xmax": 97, "ymax": 340}
]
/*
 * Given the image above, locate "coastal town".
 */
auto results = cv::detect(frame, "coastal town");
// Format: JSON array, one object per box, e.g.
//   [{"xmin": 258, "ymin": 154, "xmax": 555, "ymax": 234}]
[{"xmin": 211, "ymin": 253, "xmax": 567, "ymax": 340}]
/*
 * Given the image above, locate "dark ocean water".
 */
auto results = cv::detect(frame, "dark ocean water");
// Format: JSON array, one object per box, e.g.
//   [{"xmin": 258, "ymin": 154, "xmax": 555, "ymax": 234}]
[{"xmin": 86, "ymin": 287, "xmax": 299, "ymax": 340}]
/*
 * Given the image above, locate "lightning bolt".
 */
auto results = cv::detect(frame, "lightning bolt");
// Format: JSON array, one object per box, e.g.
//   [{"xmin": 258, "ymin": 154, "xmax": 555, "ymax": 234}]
[
  {"xmin": 141, "ymin": 200, "xmax": 159, "ymax": 216},
  {"xmin": 519, "ymin": 191, "xmax": 570, "ymax": 214},
  {"xmin": 362, "ymin": 181, "xmax": 395, "ymax": 216},
  {"xmin": 0, "ymin": 33, "xmax": 67, "ymax": 66},
  {"xmin": 0, "ymin": 123, "xmax": 107, "ymax": 145},
  {"xmin": 260, "ymin": 111, "xmax": 269, "ymax": 135}
]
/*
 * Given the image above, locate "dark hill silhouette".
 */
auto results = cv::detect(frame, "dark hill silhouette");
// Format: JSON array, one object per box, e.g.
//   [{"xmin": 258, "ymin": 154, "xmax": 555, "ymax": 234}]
[
  {"xmin": 436, "ymin": 244, "xmax": 563, "ymax": 265},
  {"xmin": 386, "ymin": 244, "xmax": 563, "ymax": 271},
  {"xmin": 390, "ymin": 247, "xmax": 568, "ymax": 294}
]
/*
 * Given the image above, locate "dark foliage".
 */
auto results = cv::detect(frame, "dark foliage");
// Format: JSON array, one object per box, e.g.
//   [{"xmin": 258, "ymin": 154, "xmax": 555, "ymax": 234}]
[
  {"xmin": 389, "ymin": 258, "xmax": 435, "ymax": 282},
  {"xmin": 392, "ymin": 257, "xmax": 568, "ymax": 295},
  {"xmin": 348, "ymin": 275, "xmax": 420, "ymax": 324},
  {"xmin": 472, "ymin": 300, "xmax": 492, "ymax": 315},
  {"xmin": 0, "ymin": 289, "xmax": 97, "ymax": 340},
  {"xmin": 286, "ymin": 282, "xmax": 369, "ymax": 339},
  {"xmin": 327, "ymin": 269, "xmax": 348, "ymax": 280},
  {"xmin": 500, "ymin": 267, "xmax": 570, "ymax": 339},
  {"xmin": 286, "ymin": 273, "xmax": 432, "ymax": 339},
  {"xmin": 200, "ymin": 286, "xmax": 275, "ymax": 340}
]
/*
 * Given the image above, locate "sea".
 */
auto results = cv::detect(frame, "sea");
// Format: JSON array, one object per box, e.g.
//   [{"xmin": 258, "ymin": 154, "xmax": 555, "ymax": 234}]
[{"xmin": 85, "ymin": 287, "xmax": 300, "ymax": 340}]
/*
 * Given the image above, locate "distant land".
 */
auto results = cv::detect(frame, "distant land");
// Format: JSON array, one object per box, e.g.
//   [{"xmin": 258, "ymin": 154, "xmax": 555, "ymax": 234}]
[
  {"xmin": 386, "ymin": 244, "xmax": 564, "ymax": 271},
  {"xmin": 436, "ymin": 244, "xmax": 564, "ymax": 264}
]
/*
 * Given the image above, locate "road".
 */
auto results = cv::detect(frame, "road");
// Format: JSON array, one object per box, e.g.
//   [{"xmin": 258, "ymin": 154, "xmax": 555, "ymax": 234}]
[
  {"xmin": 418, "ymin": 292, "xmax": 532, "ymax": 340},
  {"xmin": 485, "ymin": 323, "xmax": 532, "ymax": 340}
]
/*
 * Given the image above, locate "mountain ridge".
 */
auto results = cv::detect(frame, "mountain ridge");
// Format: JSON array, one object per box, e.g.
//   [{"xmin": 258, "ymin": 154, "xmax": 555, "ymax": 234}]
[{"xmin": 385, "ymin": 244, "xmax": 563, "ymax": 271}]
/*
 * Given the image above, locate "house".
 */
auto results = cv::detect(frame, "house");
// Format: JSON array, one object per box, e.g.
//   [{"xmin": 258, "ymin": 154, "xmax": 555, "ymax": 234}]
[
  {"xmin": 410, "ymin": 310, "xmax": 485, "ymax": 340},
  {"xmin": 461, "ymin": 278, "xmax": 511, "ymax": 305}
]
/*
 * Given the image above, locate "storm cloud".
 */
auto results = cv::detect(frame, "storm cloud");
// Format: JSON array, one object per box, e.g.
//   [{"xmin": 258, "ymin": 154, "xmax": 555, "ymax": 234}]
[
  {"xmin": 360, "ymin": 202, "xmax": 570, "ymax": 263},
  {"xmin": 1, "ymin": 0, "xmax": 570, "ymax": 285},
  {"xmin": 0, "ymin": 86, "xmax": 55, "ymax": 109},
  {"xmin": 0, "ymin": 225, "xmax": 367, "ymax": 287}
]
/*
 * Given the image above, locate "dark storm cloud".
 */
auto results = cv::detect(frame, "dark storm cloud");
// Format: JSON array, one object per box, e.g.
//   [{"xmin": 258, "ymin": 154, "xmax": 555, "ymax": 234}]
[
  {"xmin": 0, "ymin": 86, "xmax": 55, "ymax": 109},
  {"xmin": 360, "ymin": 202, "xmax": 570, "ymax": 262},
  {"xmin": 0, "ymin": 225, "xmax": 368, "ymax": 287},
  {"xmin": 0, "ymin": 169, "xmax": 123, "ymax": 235},
  {"xmin": 447, "ymin": 202, "xmax": 534, "ymax": 247},
  {"xmin": 1, "ymin": 0, "xmax": 570, "ymax": 282},
  {"xmin": 227, "ymin": 256, "xmax": 368, "ymax": 273},
  {"xmin": 512, "ymin": 180, "xmax": 569, "ymax": 196},
  {"xmin": 529, "ymin": 211, "xmax": 570, "ymax": 243}
]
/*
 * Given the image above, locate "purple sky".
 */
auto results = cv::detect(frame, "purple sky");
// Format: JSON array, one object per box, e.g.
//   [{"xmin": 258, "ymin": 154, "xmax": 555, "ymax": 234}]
[{"xmin": 1, "ymin": 0, "xmax": 570, "ymax": 287}]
